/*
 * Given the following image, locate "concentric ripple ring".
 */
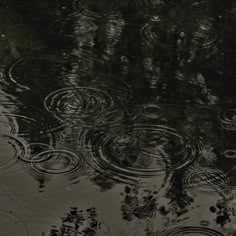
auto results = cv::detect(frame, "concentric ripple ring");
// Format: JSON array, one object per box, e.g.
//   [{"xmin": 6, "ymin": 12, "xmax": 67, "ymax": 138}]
[
  {"xmin": 19, "ymin": 143, "xmax": 54, "ymax": 163},
  {"xmin": 218, "ymin": 109, "xmax": 236, "ymax": 131},
  {"xmin": 83, "ymin": 125, "xmax": 199, "ymax": 182},
  {"xmin": 44, "ymin": 86, "xmax": 132, "ymax": 126},
  {"xmin": 6, "ymin": 57, "xmax": 30, "ymax": 91},
  {"xmin": 44, "ymin": 87, "xmax": 113, "ymax": 122},
  {"xmin": 160, "ymin": 226, "xmax": 223, "ymax": 236},
  {"xmin": 182, "ymin": 168, "xmax": 231, "ymax": 192},
  {"xmin": 29, "ymin": 150, "xmax": 84, "ymax": 175},
  {"xmin": 74, "ymin": 19, "xmax": 98, "ymax": 35},
  {"xmin": 0, "ymin": 134, "xmax": 29, "ymax": 171},
  {"xmin": 224, "ymin": 149, "xmax": 236, "ymax": 159}
]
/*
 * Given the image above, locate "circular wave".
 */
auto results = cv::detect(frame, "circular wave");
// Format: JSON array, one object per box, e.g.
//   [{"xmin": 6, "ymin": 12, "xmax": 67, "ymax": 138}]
[
  {"xmin": 0, "ymin": 113, "xmax": 38, "ymax": 136},
  {"xmin": 28, "ymin": 150, "xmax": 85, "ymax": 175},
  {"xmin": 160, "ymin": 226, "xmax": 223, "ymax": 236},
  {"xmin": 44, "ymin": 86, "xmax": 134, "ymax": 126},
  {"xmin": 218, "ymin": 109, "xmax": 236, "ymax": 131},
  {"xmin": 80, "ymin": 8, "xmax": 121, "ymax": 20},
  {"xmin": 69, "ymin": 0, "xmax": 120, "ymax": 20},
  {"xmin": 141, "ymin": 21, "xmax": 161, "ymax": 46},
  {"xmin": 83, "ymin": 125, "xmax": 199, "ymax": 182},
  {"xmin": 74, "ymin": 18, "xmax": 98, "ymax": 35},
  {"xmin": 0, "ymin": 211, "xmax": 29, "ymax": 236},
  {"xmin": 18, "ymin": 143, "xmax": 53, "ymax": 163},
  {"xmin": 0, "ymin": 134, "xmax": 29, "ymax": 174},
  {"xmin": 0, "ymin": 92, "xmax": 20, "ymax": 111},
  {"xmin": 0, "ymin": 112, "xmax": 19, "ymax": 134},
  {"xmin": 6, "ymin": 57, "xmax": 30, "ymax": 91},
  {"xmin": 224, "ymin": 150, "xmax": 236, "ymax": 159},
  {"xmin": 192, "ymin": 18, "xmax": 218, "ymax": 52},
  {"xmin": 0, "ymin": 112, "xmax": 56, "ymax": 145},
  {"xmin": 142, "ymin": 104, "xmax": 161, "ymax": 119},
  {"xmin": 182, "ymin": 168, "xmax": 231, "ymax": 192}
]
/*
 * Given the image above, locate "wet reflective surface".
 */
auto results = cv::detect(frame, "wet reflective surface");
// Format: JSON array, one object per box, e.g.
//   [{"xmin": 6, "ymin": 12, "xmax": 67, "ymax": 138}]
[{"xmin": 1, "ymin": 0, "xmax": 236, "ymax": 235}]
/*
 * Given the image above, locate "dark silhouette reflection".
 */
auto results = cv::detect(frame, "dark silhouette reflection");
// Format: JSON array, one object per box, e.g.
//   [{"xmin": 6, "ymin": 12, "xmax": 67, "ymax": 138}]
[
  {"xmin": 49, "ymin": 207, "xmax": 104, "ymax": 236},
  {"xmin": 210, "ymin": 201, "xmax": 235, "ymax": 227},
  {"xmin": 90, "ymin": 173, "xmax": 115, "ymax": 192},
  {"xmin": 120, "ymin": 186, "xmax": 158, "ymax": 221},
  {"xmin": 165, "ymin": 171, "xmax": 194, "ymax": 215}
]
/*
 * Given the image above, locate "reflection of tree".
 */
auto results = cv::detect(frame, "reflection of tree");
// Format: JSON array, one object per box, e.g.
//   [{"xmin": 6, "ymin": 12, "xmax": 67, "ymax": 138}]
[
  {"xmin": 120, "ymin": 174, "xmax": 193, "ymax": 224},
  {"xmin": 120, "ymin": 186, "xmax": 158, "ymax": 221},
  {"xmin": 49, "ymin": 207, "xmax": 101, "ymax": 236},
  {"xmin": 165, "ymin": 171, "xmax": 194, "ymax": 215},
  {"xmin": 1, "ymin": 0, "xmax": 234, "ymax": 107},
  {"xmin": 90, "ymin": 173, "xmax": 115, "ymax": 192},
  {"xmin": 210, "ymin": 201, "xmax": 235, "ymax": 227}
]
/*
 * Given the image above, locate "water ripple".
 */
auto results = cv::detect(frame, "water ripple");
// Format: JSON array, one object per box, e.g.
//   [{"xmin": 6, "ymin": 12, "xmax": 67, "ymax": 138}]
[
  {"xmin": 142, "ymin": 104, "xmax": 161, "ymax": 119},
  {"xmin": 6, "ymin": 57, "xmax": 30, "ymax": 91},
  {"xmin": 141, "ymin": 20, "xmax": 161, "ymax": 47},
  {"xmin": 28, "ymin": 149, "xmax": 85, "ymax": 176},
  {"xmin": 0, "ymin": 92, "xmax": 21, "ymax": 111},
  {"xmin": 0, "ymin": 112, "xmax": 57, "ymax": 146},
  {"xmin": 0, "ymin": 112, "xmax": 19, "ymax": 134},
  {"xmin": 80, "ymin": 8, "xmax": 121, "ymax": 20},
  {"xmin": 74, "ymin": 18, "xmax": 98, "ymax": 35},
  {"xmin": 218, "ymin": 109, "xmax": 236, "ymax": 131},
  {"xmin": 0, "ymin": 134, "xmax": 29, "ymax": 175},
  {"xmin": 0, "ymin": 112, "xmax": 47, "ymax": 136},
  {"xmin": 82, "ymin": 125, "xmax": 199, "ymax": 183},
  {"xmin": 160, "ymin": 226, "xmax": 223, "ymax": 236},
  {"xmin": 224, "ymin": 150, "xmax": 236, "ymax": 159},
  {"xmin": 18, "ymin": 143, "xmax": 53, "ymax": 163},
  {"xmin": 44, "ymin": 86, "xmax": 135, "ymax": 126},
  {"xmin": 192, "ymin": 18, "xmax": 219, "ymax": 53},
  {"xmin": 182, "ymin": 168, "xmax": 231, "ymax": 193}
]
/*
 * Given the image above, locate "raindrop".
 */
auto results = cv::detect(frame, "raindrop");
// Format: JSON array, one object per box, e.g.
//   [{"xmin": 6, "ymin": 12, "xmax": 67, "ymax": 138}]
[
  {"xmin": 200, "ymin": 220, "xmax": 210, "ymax": 227},
  {"xmin": 218, "ymin": 109, "xmax": 236, "ymax": 131}
]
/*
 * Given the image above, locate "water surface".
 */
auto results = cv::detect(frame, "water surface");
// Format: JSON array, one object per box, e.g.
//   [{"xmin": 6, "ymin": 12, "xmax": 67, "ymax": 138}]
[{"xmin": 0, "ymin": 0, "xmax": 236, "ymax": 235}]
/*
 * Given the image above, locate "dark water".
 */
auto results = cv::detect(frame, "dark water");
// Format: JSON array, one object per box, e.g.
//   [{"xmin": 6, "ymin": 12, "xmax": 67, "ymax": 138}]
[{"xmin": 0, "ymin": 0, "xmax": 236, "ymax": 235}]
